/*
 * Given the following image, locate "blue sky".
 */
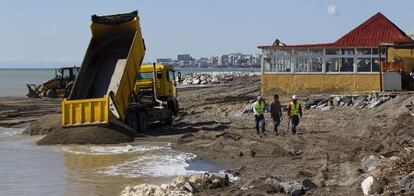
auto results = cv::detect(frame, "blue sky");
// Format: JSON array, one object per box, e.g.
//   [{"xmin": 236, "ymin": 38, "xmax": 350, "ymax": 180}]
[{"xmin": 0, "ymin": 0, "xmax": 413, "ymax": 68}]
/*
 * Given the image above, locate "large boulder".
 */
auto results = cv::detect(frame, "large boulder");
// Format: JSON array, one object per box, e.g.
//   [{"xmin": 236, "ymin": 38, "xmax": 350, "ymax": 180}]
[{"xmin": 361, "ymin": 176, "xmax": 383, "ymax": 195}]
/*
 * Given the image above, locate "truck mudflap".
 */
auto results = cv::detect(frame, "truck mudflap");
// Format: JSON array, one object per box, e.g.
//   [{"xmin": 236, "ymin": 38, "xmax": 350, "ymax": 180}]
[{"xmin": 62, "ymin": 96, "xmax": 110, "ymax": 127}]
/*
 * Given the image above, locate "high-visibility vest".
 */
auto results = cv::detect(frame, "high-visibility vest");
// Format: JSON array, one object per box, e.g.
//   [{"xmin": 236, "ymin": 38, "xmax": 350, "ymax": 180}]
[
  {"xmin": 254, "ymin": 101, "xmax": 265, "ymax": 115},
  {"xmin": 290, "ymin": 101, "xmax": 300, "ymax": 116}
]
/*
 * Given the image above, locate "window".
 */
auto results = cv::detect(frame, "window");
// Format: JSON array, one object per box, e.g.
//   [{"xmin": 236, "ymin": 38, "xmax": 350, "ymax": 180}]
[
  {"xmin": 294, "ymin": 49, "xmax": 308, "ymax": 56},
  {"xmin": 138, "ymin": 72, "xmax": 153, "ymax": 80},
  {"xmin": 341, "ymin": 48, "xmax": 355, "ymax": 55},
  {"xmin": 372, "ymin": 48, "xmax": 387, "ymax": 56},
  {"xmin": 341, "ymin": 58, "xmax": 354, "ymax": 72},
  {"xmin": 276, "ymin": 58, "xmax": 291, "ymax": 72},
  {"xmin": 294, "ymin": 58, "xmax": 309, "ymax": 72},
  {"xmin": 294, "ymin": 58, "xmax": 322, "ymax": 72},
  {"xmin": 372, "ymin": 58, "xmax": 385, "ymax": 72},
  {"xmin": 309, "ymin": 49, "xmax": 323, "ymax": 56},
  {"xmin": 275, "ymin": 49, "xmax": 292, "ymax": 56},
  {"xmin": 357, "ymin": 48, "xmax": 371, "ymax": 55},
  {"xmin": 326, "ymin": 58, "xmax": 341, "ymax": 72},
  {"xmin": 263, "ymin": 58, "xmax": 271, "ymax": 72},
  {"xmin": 309, "ymin": 58, "xmax": 322, "ymax": 72},
  {"xmin": 168, "ymin": 71, "xmax": 175, "ymax": 81},
  {"xmin": 263, "ymin": 49, "xmax": 272, "ymax": 56},
  {"xmin": 326, "ymin": 58, "xmax": 353, "ymax": 72},
  {"xmin": 357, "ymin": 58, "xmax": 371, "ymax": 72},
  {"xmin": 326, "ymin": 48, "xmax": 340, "ymax": 55}
]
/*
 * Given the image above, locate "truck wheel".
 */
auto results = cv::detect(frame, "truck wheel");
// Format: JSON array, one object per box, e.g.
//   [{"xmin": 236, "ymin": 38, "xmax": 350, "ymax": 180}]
[
  {"xmin": 138, "ymin": 112, "xmax": 148, "ymax": 132},
  {"xmin": 126, "ymin": 112, "xmax": 139, "ymax": 132},
  {"xmin": 46, "ymin": 89, "xmax": 57, "ymax": 98},
  {"xmin": 164, "ymin": 112, "xmax": 173, "ymax": 125}
]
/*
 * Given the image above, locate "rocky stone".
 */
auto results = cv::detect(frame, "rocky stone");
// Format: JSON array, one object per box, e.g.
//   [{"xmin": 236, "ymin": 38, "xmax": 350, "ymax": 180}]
[
  {"xmin": 400, "ymin": 171, "xmax": 414, "ymax": 194},
  {"xmin": 240, "ymin": 179, "xmax": 255, "ymax": 190},
  {"xmin": 361, "ymin": 176, "xmax": 383, "ymax": 195},
  {"xmin": 210, "ymin": 77, "xmax": 219, "ymax": 84},
  {"xmin": 280, "ymin": 182, "xmax": 304, "ymax": 195},
  {"xmin": 182, "ymin": 182, "xmax": 197, "ymax": 193},
  {"xmin": 192, "ymin": 78, "xmax": 201, "ymax": 85},
  {"xmin": 264, "ymin": 177, "xmax": 283, "ymax": 192},
  {"xmin": 302, "ymin": 178, "xmax": 317, "ymax": 190},
  {"xmin": 333, "ymin": 97, "xmax": 341, "ymax": 106},
  {"xmin": 361, "ymin": 155, "xmax": 387, "ymax": 173},
  {"xmin": 171, "ymin": 176, "xmax": 189, "ymax": 188}
]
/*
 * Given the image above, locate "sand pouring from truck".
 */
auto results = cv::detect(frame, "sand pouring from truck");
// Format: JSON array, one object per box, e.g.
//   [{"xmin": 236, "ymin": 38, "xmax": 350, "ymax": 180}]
[{"xmin": 62, "ymin": 11, "xmax": 178, "ymax": 133}]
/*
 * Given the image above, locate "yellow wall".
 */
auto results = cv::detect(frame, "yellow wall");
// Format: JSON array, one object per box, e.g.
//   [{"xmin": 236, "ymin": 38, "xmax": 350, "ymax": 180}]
[
  {"xmin": 387, "ymin": 48, "xmax": 414, "ymax": 74},
  {"xmin": 262, "ymin": 74, "xmax": 381, "ymax": 97}
]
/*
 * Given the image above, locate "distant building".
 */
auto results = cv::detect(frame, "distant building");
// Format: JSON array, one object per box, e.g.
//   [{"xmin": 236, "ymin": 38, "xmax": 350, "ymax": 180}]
[
  {"xmin": 177, "ymin": 54, "xmax": 193, "ymax": 61},
  {"xmin": 156, "ymin": 58, "xmax": 172, "ymax": 64},
  {"xmin": 258, "ymin": 12, "xmax": 413, "ymax": 96}
]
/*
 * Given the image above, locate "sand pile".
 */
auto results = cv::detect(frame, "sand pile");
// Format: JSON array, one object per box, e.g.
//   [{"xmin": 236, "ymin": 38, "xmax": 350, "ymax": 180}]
[
  {"xmin": 24, "ymin": 114, "xmax": 135, "ymax": 145},
  {"xmin": 23, "ymin": 114, "xmax": 61, "ymax": 135},
  {"xmin": 37, "ymin": 125, "xmax": 134, "ymax": 145}
]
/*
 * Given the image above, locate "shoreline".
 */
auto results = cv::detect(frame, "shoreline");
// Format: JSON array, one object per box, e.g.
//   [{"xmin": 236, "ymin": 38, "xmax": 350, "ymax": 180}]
[{"xmin": 1, "ymin": 76, "xmax": 414, "ymax": 195}]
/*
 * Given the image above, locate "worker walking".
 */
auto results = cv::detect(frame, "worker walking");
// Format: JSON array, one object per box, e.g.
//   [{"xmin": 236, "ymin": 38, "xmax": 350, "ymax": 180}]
[
  {"xmin": 253, "ymin": 96, "xmax": 266, "ymax": 137},
  {"xmin": 287, "ymin": 95, "xmax": 302, "ymax": 134},
  {"xmin": 270, "ymin": 94, "xmax": 283, "ymax": 135}
]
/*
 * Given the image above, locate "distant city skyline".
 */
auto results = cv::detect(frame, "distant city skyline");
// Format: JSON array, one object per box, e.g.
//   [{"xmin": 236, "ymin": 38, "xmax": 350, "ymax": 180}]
[
  {"xmin": 152, "ymin": 52, "xmax": 262, "ymax": 68},
  {"xmin": 0, "ymin": 0, "xmax": 413, "ymax": 68}
]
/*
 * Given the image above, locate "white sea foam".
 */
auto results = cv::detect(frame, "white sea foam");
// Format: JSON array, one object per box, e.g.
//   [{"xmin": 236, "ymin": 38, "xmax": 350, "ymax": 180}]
[
  {"xmin": 61, "ymin": 144, "xmax": 170, "ymax": 155},
  {"xmin": 0, "ymin": 127, "xmax": 26, "ymax": 136},
  {"xmin": 100, "ymin": 149, "xmax": 204, "ymax": 178}
]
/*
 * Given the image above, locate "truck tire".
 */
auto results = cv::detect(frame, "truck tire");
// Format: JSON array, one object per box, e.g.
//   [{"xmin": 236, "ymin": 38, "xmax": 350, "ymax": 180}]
[
  {"xmin": 46, "ymin": 89, "xmax": 58, "ymax": 98},
  {"xmin": 138, "ymin": 112, "xmax": 148, "ymax": 132},
  {"xmin": 164, "ymin": 112, "xmax": 173, "ymax": 125},
  {"xmin": 126, "ymin": 112, "xmax": 139, "ymax": 132}
]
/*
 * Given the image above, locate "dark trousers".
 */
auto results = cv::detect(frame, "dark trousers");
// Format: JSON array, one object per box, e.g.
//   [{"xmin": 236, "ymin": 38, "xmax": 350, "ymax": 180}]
[
  {"xmin": 255, "ymin": 114, "xmax": 265, "ymax": 135},
  {"xmin": 272, "ymin": 117, "xmax": 281, "ymax": 133},
  {"xmin": 291, "ymin": 115, "xmax": 300, "ymax": 134}
]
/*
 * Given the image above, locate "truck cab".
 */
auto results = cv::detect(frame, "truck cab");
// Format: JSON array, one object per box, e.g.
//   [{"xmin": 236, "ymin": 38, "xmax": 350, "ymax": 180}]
[{"xmin": 135, "ymin": 64, "xmax": 179, "ymax": 115}]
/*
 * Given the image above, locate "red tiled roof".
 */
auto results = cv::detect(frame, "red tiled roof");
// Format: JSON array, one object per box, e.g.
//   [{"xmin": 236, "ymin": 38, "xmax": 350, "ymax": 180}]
[
  {"xmin": 333, "ymin": 12, "xmax": 412, "ymax": 46},
  {"xmin": 258, "ymin": 12, "xmax": 412, "ymax": 49}
]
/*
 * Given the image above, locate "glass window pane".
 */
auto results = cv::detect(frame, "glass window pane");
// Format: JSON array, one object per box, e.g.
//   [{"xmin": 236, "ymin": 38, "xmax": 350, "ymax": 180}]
[
  {"xmin": 326, "ymin": 58, "xmax": 341, "ymax": 72},
  {"xmin": 294, "ymin": 49, "xmax": 308, "ymax": 56},
  {"xmin": 310, "ymin": 58, "xmax": 322, "ymax": 72},
  {"xmin": 372, "ymin": 48, "xmax": 379, "ymax": 55},
  {"xmin": 309, "ymin": 49, "xmax": 323, "ymax": 56},
  {"xmin": 341, "ymin": 58, "xmax": 354, "ymax": 72},
  {"xmin": 263, "ymin": 58, "xmax": 271, "ymax": 72},
  {"xmin": 341, "ymin": 48, "xmax": 355, "ymax": 55},
  {"xmin": 294, "ymin": 58, "xmax": 308, "ymax": 72},
  {"xmin": 276, "ymin": 58, "xmax": 291, "ymax": 72},
  {"xmin": 357, "ymin": 58, "xmax": 371, "ymax": 72},
  {"xmin": 372, "ymin": 58, "xmax": 385, "ymax": 72},
  {"xmin": 326, "ymin": 48, "xmax": 340, "ymax": 55},
  {"xmin": 263, "ymin": 49, "xmax": 271, "ymax": 56},
  {"xmin": 356, "ymin": 48, "xmax": 371, "ymax": 55},
  {"xmin": 276, "ymin": 49, "xmax": 292, "ymax": 56},
  {"xmin": 380, "ymin": 48, "xmax": 387, "ymax": 56}
]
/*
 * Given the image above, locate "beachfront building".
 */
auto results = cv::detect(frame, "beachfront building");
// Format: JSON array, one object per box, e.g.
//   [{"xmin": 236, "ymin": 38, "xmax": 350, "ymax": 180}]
[{"xmin": 258, "ymin": 13, "xmax": 413, "ymax": 96}]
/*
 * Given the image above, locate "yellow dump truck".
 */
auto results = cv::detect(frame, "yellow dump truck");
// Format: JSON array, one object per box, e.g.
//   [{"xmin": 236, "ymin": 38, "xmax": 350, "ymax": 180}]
[
  {"xmin": 135, "ymin": 64, "xmax": 179, "ymax": 115},
  {"xmin": 62, "ymin": 11, "xmax": 176, "ymax": 132}
]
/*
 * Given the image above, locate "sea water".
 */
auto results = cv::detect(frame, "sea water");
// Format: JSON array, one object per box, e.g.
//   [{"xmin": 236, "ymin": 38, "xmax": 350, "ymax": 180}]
[
  {"xmin": 0, "ymin": 127, "xmax": 220, "ymax": 195},
  {"xmin": 0, "ymin": 68, "xmax": 260, "ymax": 97}
]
